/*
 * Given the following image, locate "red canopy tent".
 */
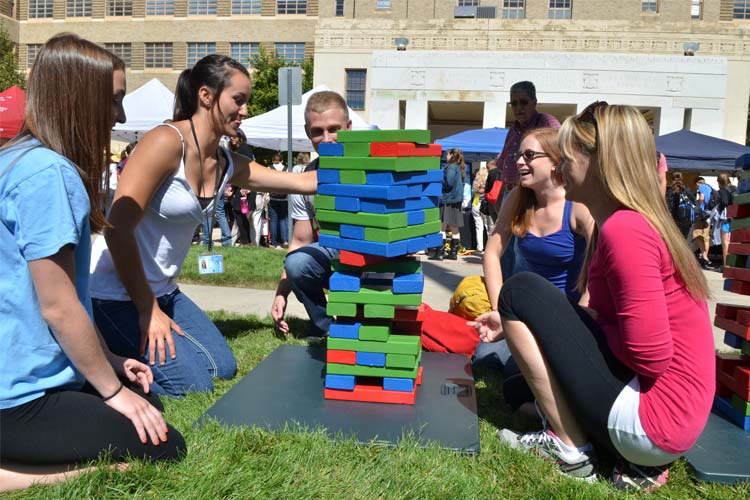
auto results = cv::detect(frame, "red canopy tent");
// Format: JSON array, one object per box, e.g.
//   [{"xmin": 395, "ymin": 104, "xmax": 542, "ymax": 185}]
[{"xmin": 0, "ymin": 86, "xmax": 26, "ymax": 139}]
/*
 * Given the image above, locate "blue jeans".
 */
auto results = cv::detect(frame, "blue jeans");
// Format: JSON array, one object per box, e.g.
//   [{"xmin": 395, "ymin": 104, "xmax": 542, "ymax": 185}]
[
  {"xmin": 284, "ymin": 243, "xmax": 340, "ymax": 336},
  {"xmin": 202, "ymin": 194, "xmax": 232, "ymax": 246},
  {"xmin": 268, "ymin": 199, "xmax": 288, "ymax": 246},
  {"xmin": 92, "ymin": 289, "xmax": 237, "ymax": 396}
]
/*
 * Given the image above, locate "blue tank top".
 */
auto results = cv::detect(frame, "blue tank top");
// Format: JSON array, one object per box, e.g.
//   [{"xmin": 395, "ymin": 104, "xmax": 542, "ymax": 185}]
[{"xmin": 517, "ymin": 201, "xmax": 586, "ymax": 301}]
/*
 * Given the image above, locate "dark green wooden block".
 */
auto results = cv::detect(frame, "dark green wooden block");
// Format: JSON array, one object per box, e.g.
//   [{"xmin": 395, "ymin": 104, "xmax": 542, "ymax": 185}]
[
  {"xmin": 319, "ymin": 222, "xmax": 340, "ymax": 236},
  {"xmin": 340, "ymin": 170, "xmax": 367, "ymax": 184},
  {"xmin": 326, "ymin": 302, "xmax": 357, "ymax": 317},
  {"xmin": 326, "ymin": 362, "xmax": 419, "ymax": 379},
  {"xmin": 319, "ymin": 156, "xmax": 440, "ymax": 172},
  {"xmin": 364, "ymin": 304, "xmax": 394, "ymax": 318},
  {"xmin": 365, "ymin": 220, "xmax": 441, "ymax": 243},
  {"xmin": 733, "ymin": 394, "xmax": 750, "ymax": 416},
  {"xmin": 343, "ymin": 143, "xmax": 371, "ymax": 157},
  {"xmin": 423, "ymin": 207, "xmax": 440, "ymax": 223},
  {"xmin": 316, "ymin": 209, "xmax": 408, "ymax": 229},
  {"xmin": 328, "ymin": 288, "xmax": 422, "ymax": 306},
  {"xmin": 336, "ymin": 129, "xmax": 431, "ymax": 144},
  {"xmin": 735, "ymin": 192, "xmax": 750, "ymax": 205},
  {"xmin": 327, "ymin": 334, "xmax": 421, "ymax": 355},
  {"xmin": 314, "ymin": 195, "xmax": 336, "ymax": 210},
  {"xmin": 730, "ymin": 218, "xmax": 750, "ymax": 231},
  {"xmin": 359, "ymin": 325, "xmax": 390, "ymax": 341},
  {"xmin": 386, "ymin": 353, "xmax": 417, "ymax": 369}
]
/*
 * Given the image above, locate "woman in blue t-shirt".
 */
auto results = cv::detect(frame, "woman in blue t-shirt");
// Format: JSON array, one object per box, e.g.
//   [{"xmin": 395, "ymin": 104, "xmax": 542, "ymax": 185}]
[{"xmin": 0, "ymin": 35, "xmax": 184, "ymax": 492}]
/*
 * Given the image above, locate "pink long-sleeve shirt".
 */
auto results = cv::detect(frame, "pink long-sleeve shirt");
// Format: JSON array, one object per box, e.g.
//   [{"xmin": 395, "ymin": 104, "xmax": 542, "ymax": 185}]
[{"xmin": 588, "ymin": 209, "xmax": 715, "ymax": 454}]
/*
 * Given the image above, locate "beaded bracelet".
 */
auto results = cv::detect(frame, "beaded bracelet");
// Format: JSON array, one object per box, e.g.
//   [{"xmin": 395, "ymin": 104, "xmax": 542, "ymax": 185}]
[{"xmin": 102, "ymin": 382, "xmax": 124, "ymax": 402}]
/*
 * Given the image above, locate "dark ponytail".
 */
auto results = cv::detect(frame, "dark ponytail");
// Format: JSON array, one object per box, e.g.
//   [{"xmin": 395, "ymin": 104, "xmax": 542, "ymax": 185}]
[{"xmin": 172, "ymin": 54, "xmax": 250, "ymax": 122}]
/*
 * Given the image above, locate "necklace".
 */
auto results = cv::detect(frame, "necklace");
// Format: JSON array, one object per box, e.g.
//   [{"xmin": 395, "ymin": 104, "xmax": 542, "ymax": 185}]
[{"xmin": 189, "ymin": 117, "xmax": 222, "ymax": 251}]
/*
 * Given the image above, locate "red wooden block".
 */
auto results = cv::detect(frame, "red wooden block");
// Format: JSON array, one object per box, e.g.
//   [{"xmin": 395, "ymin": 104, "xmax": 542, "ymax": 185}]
[
  {"xmin": 727, "ymin": 204, "xmax": 750, "ymax": 219},
  {"xmin": 324, "ymin": 366, "xmax": 424, "ymax": 405},
  {"xmin": 724, "ymin": 266, "xmax": 750, "ymax": 281},
  {"xmin": 716, "ymin": 379, "xmax": 733, "ymax": 398},
  {"xmin": 369, "ymin": 142, "xmax": 443, "ymax": 157},
  {"xmin": 715, "ymin": 303, "xmax": 750, "ymax": 325},
  {"xmin": 731, "ymin": 229, "xmax": 750, "ymax": 243},
  {"xmin": 730, "ymin": 279, "xmax": 750, "ymax": 295},
  {"xmin": 339, "ymin": 250, "xmax": 389, "ymax": 267},
  {"xmin": 393, "ymin": 303, "xmax": 425, "ymax": 322},
  {"xmin": 391, "ymin": 320, "xmax": 423, "ymax": 335},
  {"xmin": 716, "ymin": 353, "xmax": 750, "ymax": 401},
  {"xmin": 327, "ymin": 349, "xmax": 357, "ymax": 365},
  {"xmin": 728, "ymin": 243, "xmax": 750, "ymax": 256}
]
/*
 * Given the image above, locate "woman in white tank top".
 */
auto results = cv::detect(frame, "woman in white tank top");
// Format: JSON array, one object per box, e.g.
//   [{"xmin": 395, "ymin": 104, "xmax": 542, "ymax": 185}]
[{"xmin": 90, "ymin": 55, "xmax": 316, "ymax": 396}]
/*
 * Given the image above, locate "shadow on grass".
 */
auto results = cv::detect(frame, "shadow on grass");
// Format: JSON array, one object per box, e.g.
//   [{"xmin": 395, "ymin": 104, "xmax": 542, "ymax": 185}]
[{"xmin": 212, "ymin": 316, "xmax": 272, "ymax": 340}]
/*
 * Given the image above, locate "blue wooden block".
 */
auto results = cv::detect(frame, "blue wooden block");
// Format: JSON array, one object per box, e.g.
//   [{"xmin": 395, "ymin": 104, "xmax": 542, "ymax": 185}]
[
  {"xmin": 383, "ymin": 377, "xmax": 415, "ymax": 392},
  {"xmin": 407, "ymin": 236, "xmax": 427, "ymax": 254},
  {"xmin": 329, "ymin": 321, "xmax": 361, "ymax": 339},
  {"xmin": 366, "ymin": 170, "xmax": 443, "ymax": 186},
  {"xmin": 356, "ymin": 351, "xmax": 387, "ymax": 367},
  {"xmin": 319, "ymin": 143, "xmax": 344, "ymax": 156},
  {"xmin": 359, "ymin": 199, "xmax": 407, "ymax": 214},
  {"xmin": 724, "ymin": 279, "xmax": 734, "ymax": 292},
  {"xmin": 340, "ymin": 224, "xmax": 365, "ymax": 240},
  {"xmin": 335, "ymin": 196, "xmax": 360, "ymax": 212},
  {"xmin": 393, "ymin": 272, "xmax": 424, "ymax": 294},
  {"xmin": 319, "ymin": 234, "xmax": 409, "ymax": 257},
  {"xmin": 325, "ymin": 374, "xmax": 355, "ymax": 390},
  {"xmin": 329, "ymin": 272, "xmax": 362, "ymax": 292},
  {"xmin": 713, "ymin": 396, "xmax": 750, "ymax": 431},
  {"xmin": 405, "ymin": 197, "xmax": 439, "ymax": 211},
  {"xmin": 318, "ymin": 169, "xmax": 340, "ymax": 184},
  {"xmin": 407, "ymin": 210, "xmax": 425, "ymax": 225},
  {"xmin": 318, "ymin": 183, "xmax": 409, "ymax": 200},
  {"xmin": 422, "ymin": 182, "xmax": 442, "ymax": 197},
  {"xmin": 724, "ymin": 331, "xmax": 745, "ymax": 349},
  {"xmin": 407, "ymin": 184, "xmax": 423, "ymax": 197},
  {"xmin": 424, "ymin": 232, "xmax": 443, "ymax": 247}
]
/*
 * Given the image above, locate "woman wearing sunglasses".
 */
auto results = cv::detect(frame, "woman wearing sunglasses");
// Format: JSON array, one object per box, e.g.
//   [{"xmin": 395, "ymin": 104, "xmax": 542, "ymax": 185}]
[{"xmin": 472, "ymin": 104, "xmax": 713, "ymax": 491}]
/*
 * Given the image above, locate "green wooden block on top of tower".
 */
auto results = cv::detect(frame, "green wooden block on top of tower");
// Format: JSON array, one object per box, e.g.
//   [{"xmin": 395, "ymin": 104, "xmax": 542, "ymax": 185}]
[{"xmin": 336, "ymin": 129, "xmax": 431, "ymax": 144}]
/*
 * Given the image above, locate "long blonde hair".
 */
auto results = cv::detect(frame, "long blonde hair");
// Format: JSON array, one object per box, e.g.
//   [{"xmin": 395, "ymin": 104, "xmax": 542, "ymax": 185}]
[{"xmin": 559, "ymin": 104, "xmax": 708, "ymax": 299}]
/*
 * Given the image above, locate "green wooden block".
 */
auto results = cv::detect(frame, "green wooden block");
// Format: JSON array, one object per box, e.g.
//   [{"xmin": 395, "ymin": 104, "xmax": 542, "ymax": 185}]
[
  {"xmin": 365, "ymin": 220, "xmax": 442, "ymax": 243},
  {"xmin": 327, "ymin": 334, "xmax": 421, "ymax": 355},
  {"xmin": 319, "ymin": 156, "xmax": 441, "ymax": 172},
  {"xmin": 336, "ymin": 129, "xmax": 431, "ymax": 144},
  {"xmin": 343, "ymin": 143, "xmax": 371, "ymax": 157},
  {"xmin": 743, "ymin": 340, "xmax": 750, "ymax": 357},
  {"xmin": 316, "ymin": 209, "xmax": 408, "ymax": 229},
  {"xmin": 339, "ymin": 170, "xmax": 367, "ymax": 184},
  {"xmin": 318, "ymin": 221, "xmax": 340, "ymax": 236},
  {"xmin": 730, "ymin": 217, "xmax": 750, "ymax": 231},
  {"xmin": 735, "ymin": 192, "xmax": 750, "ymax": 205},
  {"xmin": 386, "ymin": 353, "xmax": 417, "ymax": 369},
  {"xmin": 332, "ymin": 258, "xmax": 421, "ymax": 275},
  {"xmin": 726, "ymin": 254, "xmax": 746, "ymax": 268},
  {"xmin": 314, "ymin": 195, "xmax": 336, "ymax": 210},
  {"xmin": 326, "ymin": 302, "xmax": 357, "ymax": 317},
  {"xmin": 326, "ymin": 362, "xmax": 418, "ymax": 379},
  {"xmin": 731, "ymin": 393, "xmax": 750, "ymax": 416},
  {"xmin": 328, "ymin": 288, "xmax": 422, "ymax": 306},
  {"xmin": 359, "ymin": 324, "xmax": 390, "ymax": 341},
  {"xmin": 364, "ymin": 304, "xmax": 394, "ymax": 318},
  {"xmin": 424, "ymin": 207, "xmax": 440, "ymax": 223}
]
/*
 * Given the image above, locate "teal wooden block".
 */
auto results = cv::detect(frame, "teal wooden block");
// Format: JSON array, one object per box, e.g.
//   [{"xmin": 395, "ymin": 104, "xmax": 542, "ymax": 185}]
[
  {"xmin": 319, "ymin": 156, "xmax": 440, "ymax": 172},
  {"xmin": 336, "ymin": 129, "xmax": 431, "ymax": 144},
  {"xmin": 328, "ymin": 288, "xmax": 422, "ymax": 306}
]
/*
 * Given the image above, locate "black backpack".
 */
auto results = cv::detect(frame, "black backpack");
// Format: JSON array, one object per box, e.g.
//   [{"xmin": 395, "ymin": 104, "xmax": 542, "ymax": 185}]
[
  {"xmin": 705, "ymin": 186, "xmax": 720, "ymax": 211},
  {"xmin": 671, "ymin": 190, "xmax": 695, "ymax": 224}
]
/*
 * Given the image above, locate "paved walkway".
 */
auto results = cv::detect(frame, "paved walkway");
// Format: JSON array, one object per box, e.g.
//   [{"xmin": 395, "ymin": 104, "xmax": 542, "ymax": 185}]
[{"xmin": 179, "ymin": 252, "xmax": 740, "ymax": 351}]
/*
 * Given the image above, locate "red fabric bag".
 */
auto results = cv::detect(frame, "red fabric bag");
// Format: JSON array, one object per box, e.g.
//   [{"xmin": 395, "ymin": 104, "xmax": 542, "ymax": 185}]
[
  {"xmin": 484, "ymin": 179, "xmax": 504, "ymax": 206},
  {"xmin": 420, "ymin": 303, "xmax": 480, "ymax": 358}
]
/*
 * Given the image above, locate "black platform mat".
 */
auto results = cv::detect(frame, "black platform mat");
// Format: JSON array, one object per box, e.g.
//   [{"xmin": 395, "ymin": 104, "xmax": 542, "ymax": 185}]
[
  {"xmin": 196, "ymin": 345, "xmax": 480, "ymax": 454},
  {"xmin": 685, "ymin": 412, "xmax": 750, "ymax": 484}
]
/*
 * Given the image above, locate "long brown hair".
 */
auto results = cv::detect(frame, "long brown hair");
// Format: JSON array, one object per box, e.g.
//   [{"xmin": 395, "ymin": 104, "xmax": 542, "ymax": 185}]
[
  {"xmin": 447, "ymin": 148, "xmax": 466, "ymax": 181},
  {"xmin": 510, "ymin": 127, "xmax": 562, "ymax": 237},
  {"xmin": 3, "ymin": 34, "xmax": 120, "ymax": 233}
]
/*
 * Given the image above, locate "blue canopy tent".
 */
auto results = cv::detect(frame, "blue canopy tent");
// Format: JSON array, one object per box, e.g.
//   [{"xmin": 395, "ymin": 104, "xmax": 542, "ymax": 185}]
[
  {"xmin": 435, "ymin": 127, "xmax": 508, "ymax": 163},
  {"xmin": 655, "ymin": 129, "xmax": 750, "ymax": 172}
]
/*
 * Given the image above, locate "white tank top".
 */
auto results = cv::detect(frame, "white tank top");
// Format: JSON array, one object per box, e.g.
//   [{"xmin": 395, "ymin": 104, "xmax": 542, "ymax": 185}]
[{"xmin": 90, "ymin": 124, "xmax": 235, "ymax": 300}]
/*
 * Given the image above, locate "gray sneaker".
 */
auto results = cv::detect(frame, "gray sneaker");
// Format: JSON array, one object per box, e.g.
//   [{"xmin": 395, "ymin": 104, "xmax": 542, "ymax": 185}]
[{"xmin": 497, "ymin": 428, "xmax": 598, "ymax": 482}]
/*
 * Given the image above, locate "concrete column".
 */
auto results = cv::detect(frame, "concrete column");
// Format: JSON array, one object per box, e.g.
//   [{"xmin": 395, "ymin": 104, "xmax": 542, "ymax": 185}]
[
  {"xmin": 404, "ymin": 99, "xmax": 428, "ymax": 129},
  {"xmin": 483, "ymin": 99, "xmax": 506, "ymax": 128},
  {"xmin": 369, "ymin": 94, "xmax": 399, "ymax": 130},
  {"xmin": 690, "ymin": 109, "xmax": 724, "ymax": 138},
  {"xmin": 657, "ymin": 107, "xmax": 685, "ymax": 136}
]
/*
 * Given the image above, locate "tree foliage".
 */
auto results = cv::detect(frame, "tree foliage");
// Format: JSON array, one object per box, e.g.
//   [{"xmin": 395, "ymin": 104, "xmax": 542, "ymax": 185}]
[
  {"xmin": 246, "ymin": 47, "xmax": 313, "ymax": 118},
  {"xmin": 0, "ymin": 25, "xmax": 25, "ymax": 91}
]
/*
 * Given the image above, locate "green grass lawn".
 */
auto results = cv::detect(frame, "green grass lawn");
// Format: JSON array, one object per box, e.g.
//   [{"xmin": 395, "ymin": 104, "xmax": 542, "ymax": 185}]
[
  {"xmin": 9, "ymin": 311, "xmax": 749, "ymax": 499},
  {"xmin": 179, "ymin": 245, "xmax": 287, "ymax": 289}
]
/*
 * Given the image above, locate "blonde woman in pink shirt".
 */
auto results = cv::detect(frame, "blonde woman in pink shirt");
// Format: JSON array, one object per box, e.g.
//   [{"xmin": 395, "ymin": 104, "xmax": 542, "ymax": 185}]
[{"xmin": 470, "ymin": 104, "xmax": 714, "ymax": 491}]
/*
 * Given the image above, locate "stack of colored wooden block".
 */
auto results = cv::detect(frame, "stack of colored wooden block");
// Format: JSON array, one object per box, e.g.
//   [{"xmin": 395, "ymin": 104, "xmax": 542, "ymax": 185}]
[
  {"xmin": 318, "ymin": 129, "xmax": 443, "ymax": 405},
  {"xmin": 714, "ymin": 160, "xmax": 750, "ymax": 430}
]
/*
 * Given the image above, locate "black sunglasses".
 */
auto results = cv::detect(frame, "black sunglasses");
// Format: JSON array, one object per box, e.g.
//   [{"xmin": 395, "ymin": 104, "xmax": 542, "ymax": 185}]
[
  {"xmin": 512, "ymin": 150, "xmax": 549, "ymax": 163},
  {"xmin": 577, "ymin": 101, "xmax": 609, "ymax": 149},
  {"xmin": 510, "ymin": 99, "xmax": 530, "ymax": 107}
]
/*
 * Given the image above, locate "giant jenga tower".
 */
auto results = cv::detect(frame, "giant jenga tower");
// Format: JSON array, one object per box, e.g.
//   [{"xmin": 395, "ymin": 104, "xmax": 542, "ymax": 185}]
[
  {"xmin": 315, "ymin": 129, "xmax": 443, "ymax": 404},
  {"xmin": 714, "ymin": 159, "xmax": 750, "ymax": 431}
]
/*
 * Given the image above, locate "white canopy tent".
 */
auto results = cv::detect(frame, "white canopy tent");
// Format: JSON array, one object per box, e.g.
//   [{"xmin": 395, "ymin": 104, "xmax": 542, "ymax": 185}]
[
  {"xmin": 112, "ymin": 79, "xmax": 175, "ymax": 143},
  {"xmin": 239, "ymin": 85, "xmax": 377, "ymax": 152}
]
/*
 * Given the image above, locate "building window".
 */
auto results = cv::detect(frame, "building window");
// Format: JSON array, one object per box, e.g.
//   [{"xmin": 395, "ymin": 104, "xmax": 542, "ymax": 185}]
[
  {"xmin": 376, "ymin": 0, "xmax": 390, "ymax": 10},
  {"xmin": 146, "ymin": 0, "xmax": 174, "ymax": 15},
  {"xmin": 188, "ymin": 0, "xmax": 217, "ymax": 15},
  {"xmin": 107, "ymin": 0, "xmax": 132, "ymax": 15},
  {"xmin": 501, "ymin": 0, "xmax": 524, "ymax": 19},
  {"xmin": 275, "ymin": 43, "xmax": 305, "ymax": 65},
  {"xmin": 733, "ymin": 0, "xmax": 750, "ymax": 19},
  {"xmin": 232, "ymin": 0, "xmax": 260, "ymax": 14},
  {"xmin": 105, "ymin": 43, "xmax": 132, "ymax": 67},
  {"xmin": 458, "ymin": 0, "xmax": 479, "ymax": 5},
  {"xmin": 28, "ymin": 0, "xmax": 53, "ymax": 18},
  {"xmin": 691, "ymin": 0, "xmax": 701, "ymax": 19},
  {"xmin": 187, "ymin": 42, "xmax": 216, "ymax": 68},
  {"xmin": 145, "ymin": 42, "xmax": 173, "ymax": 68},
  {"xmin": 276, "ymin": 0, "xmax": 306, "ymax": 14},
  {"xmin": 346, "ymin": 69, "xmax": 366, "ymax": 110},
  {"xmin": 335, "ymin": 0, "xmax": 344, "ymax": 16},
  {"xmin": 66, "ymin": 0, "xmax": 92, "ymax": 16},
  {"xmin": 27, "ymin": 44, "xmax": 43, "ymax": 68},
  {"xmin": 231, "ymin": 42, "xmax": 260, "ymax": 67},
  {"xmin": 548, "ymin": 0, "xmax": 571, "ymax": 18},
  {"xmin": 641, "ymin": 0, "xmax": 657, "ymax": 14}
]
